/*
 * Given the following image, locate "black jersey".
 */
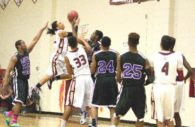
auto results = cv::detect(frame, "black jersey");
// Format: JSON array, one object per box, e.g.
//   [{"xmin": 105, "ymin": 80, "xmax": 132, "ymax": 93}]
[
  {"xmin": 94, "ymin": 49, "xmax": 117, "ymax": 78},
  {"xmin": 14, "ymin": 51, "xmax": 30, "ymax": 80},
  {"xmin": 120, "ymin": 51, "xmax": 146, "ymax": 86},
  {"xmin": 87, "ymin": 40, "xmax": 100, "ymax": 64}
]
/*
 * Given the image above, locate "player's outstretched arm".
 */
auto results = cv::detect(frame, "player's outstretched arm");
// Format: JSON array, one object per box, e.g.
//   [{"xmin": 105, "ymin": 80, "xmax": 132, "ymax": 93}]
[
  {"xmin": 70, "ymin": 18, "xmax": 80, "ymax": 37},
  {"xmin": 58, "ymin": 30, "xmax": 69, "ymax": 39},
  {"xmin": 78, "ymin": 35, "xmax": 92, "ymax": 53},
  {"xmin": 27, "ymin": 22, "xmax": 48, "ymax": 53}
]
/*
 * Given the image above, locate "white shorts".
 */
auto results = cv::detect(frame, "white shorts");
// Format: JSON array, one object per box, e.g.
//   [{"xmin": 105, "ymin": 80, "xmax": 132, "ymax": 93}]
[
  {"xmin": 174, "ymin": 82, "xmax": 184, "ymax": 112},
  {"xmin": 151, "ymin": 84, "xmax": 175, "ymax": 122},
  {"xmin": 47, "ymin": 53, "xmax": 67, "ymax": 76},
  {"xmin": 65, "ymin": 75, "xmax": 94, "ymax": 109}
]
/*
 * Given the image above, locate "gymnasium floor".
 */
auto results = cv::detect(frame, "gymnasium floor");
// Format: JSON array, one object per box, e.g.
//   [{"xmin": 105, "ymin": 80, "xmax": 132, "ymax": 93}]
[{"xmin": 0, "ymin": 113, "xmax": 136, "ymax": 127}]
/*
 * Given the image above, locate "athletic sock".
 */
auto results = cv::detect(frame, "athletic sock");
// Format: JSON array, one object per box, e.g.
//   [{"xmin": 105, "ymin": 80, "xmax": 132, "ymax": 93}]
[
  {"xmin": 60, "ymin": 119, "xmax": 67, "ymax": 127},
  {"xmin": 12, "ymin": 114, "xmax": 18, "ymax": 123},
  {"xmin": 7, "ymin": 111, "xmax": 13, "ymax": 117}
]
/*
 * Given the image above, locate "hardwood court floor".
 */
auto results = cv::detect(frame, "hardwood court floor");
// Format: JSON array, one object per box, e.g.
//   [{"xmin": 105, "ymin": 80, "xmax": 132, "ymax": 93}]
[{"xmin": 0, "ymin": 113, "xmax": 135, "ymax": 127}]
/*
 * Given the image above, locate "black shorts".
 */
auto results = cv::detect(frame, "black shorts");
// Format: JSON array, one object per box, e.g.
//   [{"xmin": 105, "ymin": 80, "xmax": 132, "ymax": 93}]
[
  {"xmin": 115, "ymin": 85, "xmax": 146, "ymax": 119},
  {"xmin": 12, "ymin": 77, "xmax": 29, "ymax": 106},
  {"xmin": 92, "ymin": 77, "xmax": 118, "ymax": 107}
]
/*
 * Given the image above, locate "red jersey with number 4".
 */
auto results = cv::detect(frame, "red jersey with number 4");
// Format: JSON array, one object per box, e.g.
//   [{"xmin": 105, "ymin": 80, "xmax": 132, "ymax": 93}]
[
  {"xmin": 150, "ymin": 51, "xmax": 183, "ymax": 85},
  {"xmin": 66, "ymin": 47, "xmax": 91, "ymax": 77}
]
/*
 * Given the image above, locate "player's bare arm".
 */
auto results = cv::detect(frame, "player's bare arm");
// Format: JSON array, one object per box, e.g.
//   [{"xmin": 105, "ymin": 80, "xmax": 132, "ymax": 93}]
[
  {"xmin": 3, "ymin": 56, "xmax": 17, "ymax": 87},
  {"xmin": 116, "ymin": 55, "xmax": 122, "ymax": 83},
  {"xmin": 90, "ymin": 54, "xmax": 96, "ymax": 74},
  {"xmin": 183, "ymin": 55, "xmax": 193, "ymax": 81},
  {"xmin": 78, "ymin": 35, "xmax": 92, "ymax": 53},
  {"xmin": 64, "ymin": 56, "xmax": 73, "ymax": 79},
  {"xmin": 70, "ymin": 17, "xmax": 80, "ymax": 37},
  {"xmin": 58, "ymin": 30, "xmax": 69, "ymax": 39},
  {"xmin": 144, "ymin": 59, "xmax": 154, "ymax": 85},
  {"xmin": 0, "ymin": 56, "xmax": 17, "ymax": 97},
  {"xmin": 27, "ymin": 22, "xmax": 48, "ymax": 53}
]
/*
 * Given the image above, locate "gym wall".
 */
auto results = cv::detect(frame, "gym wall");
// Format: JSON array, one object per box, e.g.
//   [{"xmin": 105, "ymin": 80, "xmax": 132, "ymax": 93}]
[{"xmin": 0, "ymin": 0, "xmax": 195, "ymax": 126}]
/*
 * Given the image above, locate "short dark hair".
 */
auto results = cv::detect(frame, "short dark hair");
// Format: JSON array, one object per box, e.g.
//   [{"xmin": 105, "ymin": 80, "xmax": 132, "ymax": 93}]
[
  {"xmin": 128, "ymin": 32, "xmax": 140, "ymax": 47},
  {"xmin": 95, "ymin": 30, "xmax": 103, "ymax": 41},
  {"xmin": 15, "ymin": 40, "xmax": 22, "ymax": 49},
  {"xmin": 101, "ymin": 36, "xmax": 111, "ymax": 48},
  {"xmin": 161, "ymin": 35, "xmax": 176, "ymax": 50},
  {"xmin": 68, "ymin": 36, "xmax": 77, "ymax": 48}
]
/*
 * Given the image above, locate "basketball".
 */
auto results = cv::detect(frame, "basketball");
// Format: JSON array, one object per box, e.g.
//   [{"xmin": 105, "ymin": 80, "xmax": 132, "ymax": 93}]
[{"xmin": 67, "ymin": 10, "xmax": 79, "ymax": 22}]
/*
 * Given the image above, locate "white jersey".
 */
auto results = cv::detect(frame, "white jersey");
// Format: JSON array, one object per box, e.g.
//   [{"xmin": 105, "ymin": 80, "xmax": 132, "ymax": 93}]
[
  {"xmin": 150, "ymin": 51, "xmax": 183, "ymax": 85},
  {"xmin": 53, "ymin": 30, "xmax": 69, "ymax": 59},
  {"xmin": 66, "ymin": 47, "xmax": 91, "ymax": 77},
  {"xmin": 174, "ymin": 51, "xmax": 184, "ymax": 68},
  {"xmin": 46, "ymin": 30, "xmax": 69, "ymax": 76},
  {"xmin": 174, "ymin": 51, "xmax": 185, "ymax": 112}
]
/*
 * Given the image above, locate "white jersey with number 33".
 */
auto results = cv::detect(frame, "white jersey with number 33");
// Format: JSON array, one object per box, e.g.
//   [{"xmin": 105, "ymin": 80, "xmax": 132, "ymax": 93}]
[
  {"xmin": 66, "ymin": 47, "xmax": 91, "ymax": 77},
  {"xmin": 150, "ymin": 51, "xmax": 183, "ymax": 85}
]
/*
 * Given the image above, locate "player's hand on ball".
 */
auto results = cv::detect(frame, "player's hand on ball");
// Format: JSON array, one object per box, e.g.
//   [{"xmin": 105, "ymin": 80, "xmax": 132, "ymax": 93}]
[{"xmin": 74, "ymin": 17, "xmax": 80, "ymax": 26}]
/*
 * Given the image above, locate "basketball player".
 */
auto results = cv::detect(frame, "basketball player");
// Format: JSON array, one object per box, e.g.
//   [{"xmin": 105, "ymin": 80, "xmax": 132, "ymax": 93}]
[
  {"xmin": 48, "ymin": 30, "xmax": 103, "ymax": 89},
  {"xmin": 90, "ymin": 36, "xmax": 119, "ymax": 127},
  {"xmin": 33, "ymin": 18, "xmax": 79, "ymax": 91},
  {"xmin": 60, "ymin": 36, "xmax": 94, "ymax": 127},
  {"xmin": 46, "ymin": 20, "xmax": 92, "ymax": 90},
  {"xmin": 79, "ymin": 30, "xmax": 103, "ymax": 125},
  {"xmin": 87, "ymin": 30, "xmax": 103, "ymax": 64},
  {"xmin": 150, "ymin": 35, "xmax": 184, "ymax": 127},
  {"xmin": 170, "ymin": 40, "xmax": 192, "ymax": 127},
  {"xmin": 0, "ymin": 22, "xmax": 48, "ymax": 127},
  {"xmin": 111, "ymin": 33, "xmax": 153, "ymax": 127}
]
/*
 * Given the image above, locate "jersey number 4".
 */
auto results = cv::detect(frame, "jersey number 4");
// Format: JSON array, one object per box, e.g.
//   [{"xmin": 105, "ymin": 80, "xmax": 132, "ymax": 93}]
[
  {"xmin": 161, "ymin": 62, "xmax": 169, "ymax": 75},
  {"xmin": 98, "ymin": 60, "xmax": 114, "ymax": 74}
]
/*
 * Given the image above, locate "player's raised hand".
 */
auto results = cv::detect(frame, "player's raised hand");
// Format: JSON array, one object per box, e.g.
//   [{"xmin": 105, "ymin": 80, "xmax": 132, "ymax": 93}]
[
  {"xmin": 74, "ymin": 17, "xmax": 80, "ymax": 26},
  {"xmin": 71, "ymin": 17, "xmax": 80, "ymax": 27}
]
